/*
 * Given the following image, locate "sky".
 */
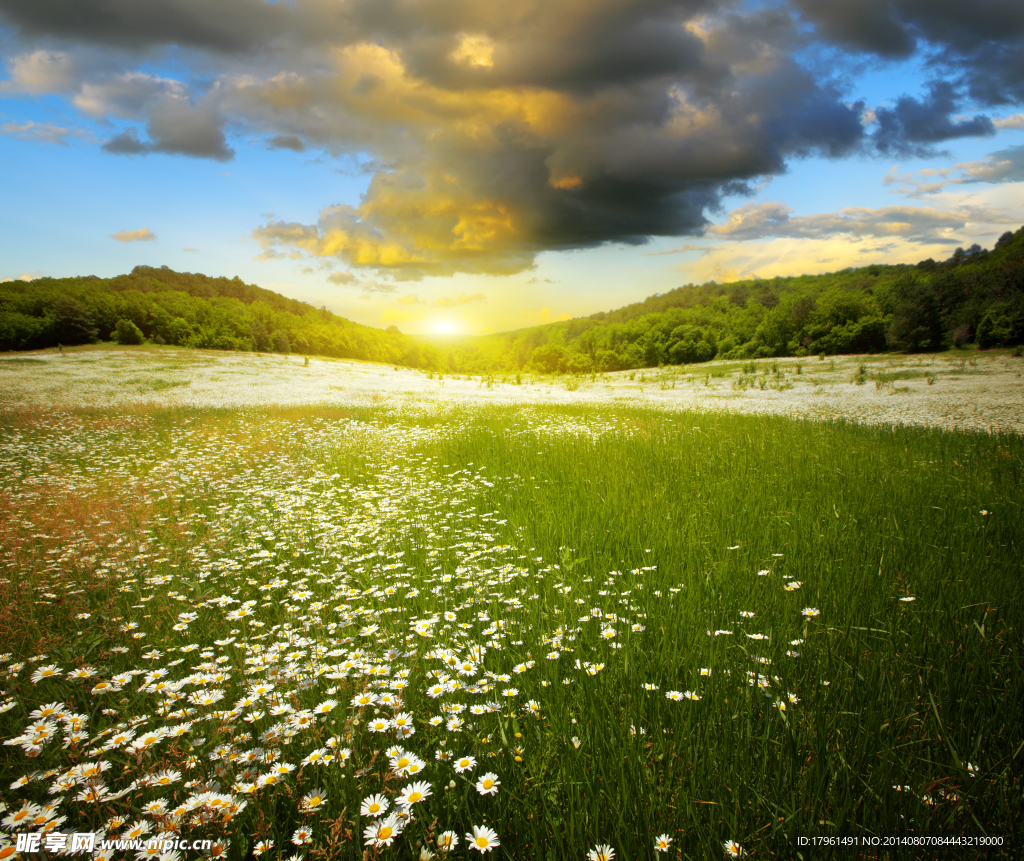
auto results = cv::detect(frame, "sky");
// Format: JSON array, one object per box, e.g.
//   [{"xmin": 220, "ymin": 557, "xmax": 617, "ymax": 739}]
[{"xmin": 2, "ymin": 1, "xmax": 1023, "ymax": 336}]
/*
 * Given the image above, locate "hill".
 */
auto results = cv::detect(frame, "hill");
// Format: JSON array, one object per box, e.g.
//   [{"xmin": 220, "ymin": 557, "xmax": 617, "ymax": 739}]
[
  {"xmin": 0, "ymin": 265, "xmax": 443, "ymax": 368},
  {"xmin": 3, "ymin": 227, "xmax": 1023, "ymax": 373},
  {"xmin": 440, "ymin": 226, "xmax": 1024, "ymax": 373}
]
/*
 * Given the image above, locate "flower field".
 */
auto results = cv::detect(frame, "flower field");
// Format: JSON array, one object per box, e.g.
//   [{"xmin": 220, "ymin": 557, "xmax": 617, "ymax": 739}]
[{"xmin": 0, "ymin": 387, "xmax": 1021, "ymax": 858}]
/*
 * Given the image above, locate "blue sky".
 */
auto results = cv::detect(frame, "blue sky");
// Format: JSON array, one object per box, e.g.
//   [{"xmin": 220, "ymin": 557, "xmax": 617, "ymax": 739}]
[{"xmin": 2, "ymin": 0, "xmax": 1023, "ymax": 335}]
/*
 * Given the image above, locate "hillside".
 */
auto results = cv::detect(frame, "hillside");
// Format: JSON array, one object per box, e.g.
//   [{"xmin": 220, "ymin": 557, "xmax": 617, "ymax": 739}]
[
  {"xmin": 3, "ymin": 227, "xmax": 1023, "ymax": 373},
  {"xmin": 0, "ymin": 265, "xmax": 443, "ymax": 368},
  {"xmin": 442, "ymin": 226, "xmax": 1024, "ymax": 373}
]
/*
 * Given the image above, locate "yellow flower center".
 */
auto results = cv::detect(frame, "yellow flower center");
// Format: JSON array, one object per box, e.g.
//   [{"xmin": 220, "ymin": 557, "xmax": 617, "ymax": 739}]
[
  {"xmin": 483, "ymin": 779, "xmax": 493, "ymax": 789},
  {"xmin": 408, "ymin": 792, "xmax": 421, "ymax": 803},
  {"xmin": 476, "ymin": 838, "xmax": 489, "ymax": 848},
  {"xmin": 379, "ymin": 827, "xmax": 393, "ymax": 839}
]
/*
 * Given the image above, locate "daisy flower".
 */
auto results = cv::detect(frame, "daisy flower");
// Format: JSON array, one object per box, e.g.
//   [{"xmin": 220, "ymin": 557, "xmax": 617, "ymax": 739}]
[
  {"xmin": 802, "ymin": 607, "xmax": 820, "ymax": 617},
  {"xmin": 30, "ymin": 665, "xmax": 61, "ymax": 684},
  {"xmin": 437, "ymin": 831, "xmax": 459, "ymax": 852},
  {"xmin": 665, "ymin": 691, "xmax": 683, "ymax": 701},
  {"xmin": 300, "ymin": 788, "xmax": 327, "ymax": 812},
  {"xmin": 360, "ymin": 794, "xmax": 389, "ymax": 818},
  {"xmin": 291, "ymin": 827, "xmax": 313, "ymax": 846},
  {"xmin": 364, "ymin": 814, "xmax": 403, "ymax": 848},
  {"xmin": 454, "ymin": 755, "xmax": 477, "ymax": 773},
  {"xmin": 475, "ymin": 772, "xmax": 500, "ymax": 795},
  {"xmin": 398, "ymin": 781, "xmax": 432, "ymax": 806},
  {"xmin": 588, "ymin": 845, "xmax": 615, "ymax": 861},
  {"xmin": 724, "ymin": 840, "xmax": 744, "ymax": 857},
  {"xmin": 466, "ymin": 825, "xmax": 500, "ymax": 853},
  {"xmin": 654, "ymin": 834, "xmax": 673, "ymax": 852}
]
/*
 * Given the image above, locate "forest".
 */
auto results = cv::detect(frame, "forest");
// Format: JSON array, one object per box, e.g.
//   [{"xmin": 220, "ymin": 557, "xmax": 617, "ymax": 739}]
[
  {"xmin": 444, "ymin": 225, "xmax": 1024, "ymax": 373},
  {"xmin": 0, "ymin": 265, "xmax": 444, "ymax": 369},
  {"xmin": 2, "ymin": 226, "xmax": 1023, "ymax": 373}
]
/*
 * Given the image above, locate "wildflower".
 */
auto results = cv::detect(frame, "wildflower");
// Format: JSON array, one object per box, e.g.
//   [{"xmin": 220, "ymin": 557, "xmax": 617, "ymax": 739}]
[
  {"xmin": 252, "ymin": 840, "xmax": 274, "ymax": 855},
  {"xmin": 899, "ymin": 596, "xmax": 916, "ymax": 603},
  {"xmin": 360, "ymin": 794, "xmax": 389, "ymax": 818},
  {"xmin": 665, "ymin": 691, "xmax": 683, "ymax": 701},
  {"xmin": 399, "ymin": 781, "xmax": 432, "ymax": 805},
  {"xmin": 292, "ymin": 827, "xmax": 313, "ymax": 845},
  {"xmin": 571, "ymin": 737, "xmax": 581, "ymax": 749},
  {"xmin": 654, "ymin": 834, "xmax": 672, "ymax": 853},
  {"xmin": 364, "ymin": 814, "xmax": 403, "ymax": 848},
  {"xmin": 466, "ymin": 825, "xmax": 499, "ymax": 853},
  {"xmin": 801, "ymin": 607, "xmax": 820, "ymax": 617},
  {"xmin": 588, "ymin": 845, "xmax": 615, "ymax": 861},
  {"xmin": 724, "ymin": 840, "xmax": 744, "ymax": 857},
  {"xmin": 475, "ymin": 772, "xmax": 500, "ymax": 795},
  {"xmin": 30, "ymin": 664, "xmax": 62, "ymax": 683},
  {"xmin": 784, "ymin": 581, "xmax": 802, "ymax": 591},
  {"xmin": 437, "ymin": 831, "xmax": 459, "ymax": 852},
  {"xmin": 967, "ymin": 762, "xmax": 978, "ymax": 777},
  {"xmin": 454, "ymin": 755, "xmax": 477, "ymax": 773},
  {"xmin": 300, "ymin": 788, "xmax": 327, "ymax": 811},
  {"xmin": 392, "ymin": 712, "xmax": 414, "ymax": 733}
]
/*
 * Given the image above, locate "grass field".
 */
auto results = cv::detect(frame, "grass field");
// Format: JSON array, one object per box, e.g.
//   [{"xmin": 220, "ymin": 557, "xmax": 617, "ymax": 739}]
[{"xmin": 0, "ymin": 357, "xmax": 1022, "ymax": 859}]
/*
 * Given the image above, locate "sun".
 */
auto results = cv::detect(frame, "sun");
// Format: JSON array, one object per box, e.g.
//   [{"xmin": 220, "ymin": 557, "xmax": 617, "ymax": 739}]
[{"xmin": 432, "ymin": 320, "xmax": 459, "ymax": 335}]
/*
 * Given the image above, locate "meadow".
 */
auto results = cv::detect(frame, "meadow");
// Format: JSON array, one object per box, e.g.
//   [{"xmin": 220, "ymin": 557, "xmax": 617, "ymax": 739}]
[{"xmin": 0, "ymin": 352, "xmax": 1022, "ymax": 860}]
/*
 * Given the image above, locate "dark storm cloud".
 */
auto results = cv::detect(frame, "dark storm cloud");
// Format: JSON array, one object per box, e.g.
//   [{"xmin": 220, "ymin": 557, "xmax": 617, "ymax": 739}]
[
  {"xmin": 0, "ymin": 0, "xmax": 288, "ymax": 51},
  {"xmin": 872, "ymin": 81, "xmax": 995, "ymax": 156},
  {"xmin": 102, "ymin": 99, "xmax": 234, "ymax": 160},
  {"xmin": 2, "ymin": 0, "xmax": 1021, "ymax": 276},
  {"xmin": 791, "ymin": 0, "xmax": 1024, "ymax": 105},
  {"xmin": 266, "ymin": 134, "xmax": 306, "ymax": 152}
]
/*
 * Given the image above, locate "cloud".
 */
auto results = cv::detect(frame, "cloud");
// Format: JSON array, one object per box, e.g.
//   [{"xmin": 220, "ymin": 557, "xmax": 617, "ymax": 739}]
[
  {"xmin": 642, "ymin": 243, "xmax": 708, "ymax": 256},
  {"xmin": 266, "ymin": 134, "xmax": 305, "ymax": 152},
  {"xmin": 994, "ymin": 113, "xmax": 1024, "ymax": 130},
  {"xmin": 4, "ymin": 0, "xmax": 1023, "ymax": 277},
  {"xmin": 956, "ymin": 145, "xmax": 1024, "ymax": 183},
  {"xmin": 111, "ymin": 227, "xmax": 157, "ymax": 242},
  {"xmin": 883, "ymin": 145, "xmax": 1024, "ymax": 195},
  {"xmin": 436, "ymin": 293, "xmax": 486, "ymax": 306},
  {"xmin": 709, "ymin": 201, "xmax": 967, "ymax": 242},
  {"xmin": 326, "ymin": 271, "xmax": 357, "ymax": 285},
  {"xmin": 397, "ymin": 293, "xmax": 419, "ymax": 305},
  {"xmin": 101, "ymin": 97, "xmax": 233, "ymax": 160},
  {"xmin": 790, "ymin": 0, "xmax": 1024, "ymax": 105},
  {"xmin": 871, "ymin": 81, "xmax": 995, "ymax": 156},
  {"xmin": 0, "ymin": 120, "xmax": 73, "ymax": 145},
  {"xmin": 2, "ymin": 49, "xmax": 77, "ymax": 93},
  {"xmin": 1, "ymin": 271, "xmax": 39, "ymax": 282},
  {"xmin": 182, "ymin": 246, "xmax": 199, "ymax": 252},
  {"xmin": 0, "ymin": 0, "xmax": 291, "ymax": 52}
]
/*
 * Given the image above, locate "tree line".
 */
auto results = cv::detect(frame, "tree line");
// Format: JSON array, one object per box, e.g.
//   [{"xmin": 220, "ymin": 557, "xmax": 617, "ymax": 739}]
[
  {"xmin": 0, "ymin": 265, "xmax": 445, "ymax": 368},
  {"xmin": 444, "ymin": 226, "xmax": 1024, "ymax": 373},
  {"xmin": 2, "ymin": 227, "xmax": 1023, "ymax": 372}
]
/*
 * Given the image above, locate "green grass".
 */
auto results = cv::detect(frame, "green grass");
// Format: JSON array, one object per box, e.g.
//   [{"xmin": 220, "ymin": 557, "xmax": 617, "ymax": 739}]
[{"xmin": 0, "ymin": 403, "xmax": 1021, "ymax": 859}]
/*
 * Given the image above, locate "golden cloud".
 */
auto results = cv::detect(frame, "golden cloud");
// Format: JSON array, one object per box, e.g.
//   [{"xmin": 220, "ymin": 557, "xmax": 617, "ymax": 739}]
[{"xmin": 111, "ymin": 227, "xmax": 156, "ymax": 242}]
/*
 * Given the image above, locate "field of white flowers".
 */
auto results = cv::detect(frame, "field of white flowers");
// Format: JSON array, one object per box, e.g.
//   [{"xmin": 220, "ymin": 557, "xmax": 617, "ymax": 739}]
[
  {"xmin": 1, "ymin": 347, "xmax": 1022, "ymax": 434},
  {"xmin": 0, "ymin": 349, "xmax": 1021, "ymax": 860}
]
